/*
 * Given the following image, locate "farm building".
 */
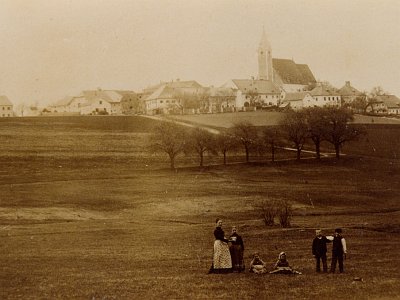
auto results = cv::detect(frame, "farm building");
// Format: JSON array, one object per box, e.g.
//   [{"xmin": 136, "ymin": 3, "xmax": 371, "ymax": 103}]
[
  {"xmin": 143, "ymin": 80, "xmax": 203, "ymax": 115},
  {"xmin": 47, "ymin": 89, "xmax": 126, "ymax": 115}
]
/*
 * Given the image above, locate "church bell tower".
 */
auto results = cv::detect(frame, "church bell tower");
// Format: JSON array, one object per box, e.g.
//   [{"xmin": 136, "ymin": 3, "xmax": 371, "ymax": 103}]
[{"xmin": 258, "ymin": 28, "xmax": 273, "ymax": 81}]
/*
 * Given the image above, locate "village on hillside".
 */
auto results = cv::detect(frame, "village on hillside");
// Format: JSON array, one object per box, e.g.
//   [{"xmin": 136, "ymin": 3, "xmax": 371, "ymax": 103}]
[{"xmin": 1, "ymin": 29, "xmax": 400, "ymax": 118}]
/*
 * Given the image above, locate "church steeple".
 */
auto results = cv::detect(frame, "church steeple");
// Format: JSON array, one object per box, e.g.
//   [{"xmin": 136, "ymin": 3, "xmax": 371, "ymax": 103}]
[{"xmin": 258, "ymin": 27, "xmax": 273, "ymax": 81}]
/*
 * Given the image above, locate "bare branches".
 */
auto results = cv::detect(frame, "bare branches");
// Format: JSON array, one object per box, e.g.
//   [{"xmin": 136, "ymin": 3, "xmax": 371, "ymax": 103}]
[
  {"xmin": 149, "ymin": 121, "xmax": 187, "ymax": 169},
  {"xmin": 231, "ymin": 121, "xmax": 258, "ymax": 162}
]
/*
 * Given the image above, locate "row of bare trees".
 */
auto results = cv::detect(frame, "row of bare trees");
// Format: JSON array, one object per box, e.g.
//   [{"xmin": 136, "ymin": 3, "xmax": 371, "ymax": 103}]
[
  {"xmin": 282, "ymin": 107, "xmax": 364, "ymax": 160},
  {"xmin": 149, "ymin": 107, "xmax": 365, "ymax": 169}
]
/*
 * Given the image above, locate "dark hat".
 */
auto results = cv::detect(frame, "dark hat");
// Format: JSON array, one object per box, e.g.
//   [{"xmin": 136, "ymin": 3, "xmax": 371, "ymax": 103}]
[{"xmin": 335, "ymin": 228, "xmax": 342, "ymax": 233}]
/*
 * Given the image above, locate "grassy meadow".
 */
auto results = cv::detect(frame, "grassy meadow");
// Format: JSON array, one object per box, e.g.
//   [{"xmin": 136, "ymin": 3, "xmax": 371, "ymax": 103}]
[
  {"xmin": 168, "ymin": 111, "xmax": 400, "ymax": 128},
  {"xmin": 1, "ymin": 115, "xmax": 400, "ymax": 299}
]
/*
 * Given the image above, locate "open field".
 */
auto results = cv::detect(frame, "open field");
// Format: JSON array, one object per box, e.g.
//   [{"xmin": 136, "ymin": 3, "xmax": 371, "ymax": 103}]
[
  {"xmin": 167, "ymin": 111, "xmax": 400, "ymax": 129},
  {"xmin": 1, "ymin": 116, "xmax": 400, "ymax": 299}
]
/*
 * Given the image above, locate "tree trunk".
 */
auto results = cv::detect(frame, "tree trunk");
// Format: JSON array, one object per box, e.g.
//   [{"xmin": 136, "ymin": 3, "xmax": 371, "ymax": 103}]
[
  {"xmin": 223, "ymin": 151, "xmax": 227, "ymax": 165},
  {"xmin": 296, "ymin": 147, "xmax": 301, "ymax": 160},
  {"xmin": 335, "ymin": 144, "xmax": 340, "ymax": 159},
  {"xmin": 170, "ymin": 156, "xmax": 175, "ymax": 170},
  {"xmin": 315, "ymin": 140, "xmax": 321, "ymax": 159},
  {"xmin": 200, "ymin": 152, "xmax": 204, "ymax": 167},
  {"xmin": 245, "ymin": 146, "xmax": 249, "ymax": 162},
  {"xmin": 271, "ymin": 143, "xmax": 275, "ymax": 162}
]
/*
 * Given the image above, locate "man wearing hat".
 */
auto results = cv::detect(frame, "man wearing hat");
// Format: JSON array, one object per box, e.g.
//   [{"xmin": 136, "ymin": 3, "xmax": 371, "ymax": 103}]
[
  {"xmin": 312, "ymin": 229, "xmax": 331, "ymax": 272},
  {"xmin": 328, "ymin": 228, "xmax": 347, "ymax": 273}
]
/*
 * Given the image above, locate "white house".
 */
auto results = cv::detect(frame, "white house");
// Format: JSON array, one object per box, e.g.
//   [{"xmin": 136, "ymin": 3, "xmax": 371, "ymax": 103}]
[
  {"xmin": 231, "ymin": 79, "xmax": 282, "ymax": 110},
  {"xmin": 48, "ymin": 89, "xmax": 125, "ymax": 115},
  {"xmin": 203, "ymin": 87, "xmax": 236, "ymax": 113},
  {"xmin": 0, "ymin": 96, "xmax": 13, "ymax": 117},
  {"xmin": 307, "ymin": 84, "xmax": 341, "ymax": 108},
  {"xmin": 366, "ymin": 100, "xmax": 386, "ymax": 114},
  {"xmin": 143, "ymin": 80, "xmax": 203, "ymax": 114},
  {"xmin": 48, "ymin": 96, "xmax": 80, "ymax": 114},
  {"xmin": 376, "ymin": 95, "xmax": 400, "ymax": 115},
  {"xmin": 281, "ymin": 92, "xmax": 314, "ymax": 110}
]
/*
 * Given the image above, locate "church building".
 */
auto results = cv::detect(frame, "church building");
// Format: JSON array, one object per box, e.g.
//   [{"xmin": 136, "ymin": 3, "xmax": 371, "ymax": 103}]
[{"xmin": 233, "ymin": 29, "xmax": 316, "ymax": 110}]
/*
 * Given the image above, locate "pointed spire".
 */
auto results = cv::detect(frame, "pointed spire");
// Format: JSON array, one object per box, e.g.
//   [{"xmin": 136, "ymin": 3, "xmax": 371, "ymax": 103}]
[{"xmin": 259, "ymin": 26, "xmax": 271, "ymax": 50}]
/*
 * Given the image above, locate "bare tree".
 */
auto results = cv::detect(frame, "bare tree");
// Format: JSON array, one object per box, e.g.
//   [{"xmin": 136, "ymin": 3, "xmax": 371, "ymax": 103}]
[
  {"xmin": 280, "ymin": 111, "xmax": 308, "ymax": 160},
  {"xmin": 149, "ymin": 121, "xmax": 187, "ymax": 169},
  {"xmin": 15, "ymin": 103, "xmax": 27, "ymax": 117},
  {"xmin": 350, "ymin": 93, "xmax": 368, "ymax": 114},
  {"xmin": 366, "ymin": 86, "xmax": 387, "ymax": 114},
  {"xmin": 186, "ymin": 127, "xmax": 216, "ymax": 167},
  {"xmin": 256, "ymin": 199, "xmax": 278, "ymax": 226},
  {"xmin": 262, "ymin": 126, "xmax": 282, "ymax": 162},
  {"xmin": 231, "ymin": 121, "xmax": 258, "ymax": 163},
  {"xmin": 246, "ymin": 90, "xmax": 260, "ymax": 108},
  {"xmin": 322, "ymin": 107, "xmax": 365, "ymax": 158},
  {"xmin": 173, "ymin": 90, "xmax": 208, "ymax": 114},
  {"xmin": 303, "ymin": 107, "xmax": 328, "ymax": 159},
  {"xmin": 215, "ymin": 131, "xmax": 237, "ymax": 165},
  {"xmin": 369, "ymin": 86, "xmax": 386, "ymax": 98}
]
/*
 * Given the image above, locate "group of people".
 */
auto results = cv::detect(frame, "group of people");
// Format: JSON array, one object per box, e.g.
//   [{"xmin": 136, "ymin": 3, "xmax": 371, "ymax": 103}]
[
  {"xmin": 208, "ymin": 218, "xmax": 347, "ymax": 275},
  {"xmin": 312, "ymin": 228, "xmax": 347, "ymax": 273}
]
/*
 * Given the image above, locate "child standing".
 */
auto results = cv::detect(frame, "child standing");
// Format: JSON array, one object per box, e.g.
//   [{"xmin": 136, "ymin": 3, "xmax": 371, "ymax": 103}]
[
  {"xmin": 312, "ymin": 229, "xmax": 331, "ymax": 273},
  {"xmin": 328, "ymin": 228, "xmax": 347, "ymax": 273}
]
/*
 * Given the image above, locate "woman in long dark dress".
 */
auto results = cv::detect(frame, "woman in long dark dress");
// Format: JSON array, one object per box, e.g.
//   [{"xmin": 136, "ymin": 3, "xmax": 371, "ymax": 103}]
[
  {"xmin": 209, "ymin": 219, "xmax": 232, "ymax": 273},
  {"xmin": 229, "ymin": 226, "xmax": 245, "ymax": 272}
]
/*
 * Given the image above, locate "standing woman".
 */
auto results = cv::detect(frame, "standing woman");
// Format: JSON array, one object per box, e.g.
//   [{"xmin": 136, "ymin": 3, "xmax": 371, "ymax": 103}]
[
  {"xmin": 229, "ymin": 226, "xmax": 245, "ymax": 272},
  {"xmin": 209, "ymin": 219, "xmax": 232, "ymax": 273}
]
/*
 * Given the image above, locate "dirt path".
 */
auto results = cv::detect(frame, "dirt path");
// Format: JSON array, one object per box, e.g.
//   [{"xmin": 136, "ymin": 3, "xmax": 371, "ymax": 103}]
[
  {"xmin": 140, "ymin": 115, "xmax": 339, "ymax": 158},
  {"xmin": 138, "ymin": 114, "xmax": 220, "ymax": 134}
]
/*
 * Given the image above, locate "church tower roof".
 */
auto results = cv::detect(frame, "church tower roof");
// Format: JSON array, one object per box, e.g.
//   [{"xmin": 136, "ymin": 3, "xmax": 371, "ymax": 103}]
[{"xmin": 259, "ymin": 27, "xmax": 271, "ymax": 50}]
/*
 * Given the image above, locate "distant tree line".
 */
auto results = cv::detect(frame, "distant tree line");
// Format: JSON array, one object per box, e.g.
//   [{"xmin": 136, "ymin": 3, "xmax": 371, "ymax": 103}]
[{"xmin": 149, "ymin": 107, "xmax": 365, "ymax": 170}]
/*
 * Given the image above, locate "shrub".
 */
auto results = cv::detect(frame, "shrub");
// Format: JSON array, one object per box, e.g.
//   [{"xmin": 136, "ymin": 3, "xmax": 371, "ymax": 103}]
[
  {"xmin": 255, "ymin": 198, "xmax": 278, "ymax": 226},
  {"xmin": 277, "ymin": 199, "xmax": 292, "ymax": 228}
]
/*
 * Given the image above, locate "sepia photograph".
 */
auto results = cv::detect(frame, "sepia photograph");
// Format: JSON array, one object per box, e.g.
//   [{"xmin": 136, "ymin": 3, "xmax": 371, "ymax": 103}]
[{"xmin": 0, "ymin": 0, "xmax": 399, "ymax": 299}]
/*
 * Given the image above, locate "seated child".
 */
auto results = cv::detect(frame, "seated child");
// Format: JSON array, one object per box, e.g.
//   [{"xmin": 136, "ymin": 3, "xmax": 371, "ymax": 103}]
[
  {"xmin": 249, "ymin": 252, "xmax": 268, "ymax": 274},
  {"xmin": 269, "ymin": 252, "xmax": 302, "ymax": 275}
]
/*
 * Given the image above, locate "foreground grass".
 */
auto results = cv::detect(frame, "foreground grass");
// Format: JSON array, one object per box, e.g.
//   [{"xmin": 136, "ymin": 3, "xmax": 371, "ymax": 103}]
[
  {"xmin": 1, "ymin": 159, "xmax": 400, "ymax": 299},
  {"xmin": 1, "ymin": 116, "xmax": 400, "ymax": 299},
  {"xmin": 1, "ymin": 213, "xmax": 399, "ymax": 299}
]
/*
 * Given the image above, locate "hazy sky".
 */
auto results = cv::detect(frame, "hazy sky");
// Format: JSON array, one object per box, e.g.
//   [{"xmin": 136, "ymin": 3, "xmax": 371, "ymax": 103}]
[{"xmin": 0, "ymin": 0, "xmax": 399, "ymax": 106}]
